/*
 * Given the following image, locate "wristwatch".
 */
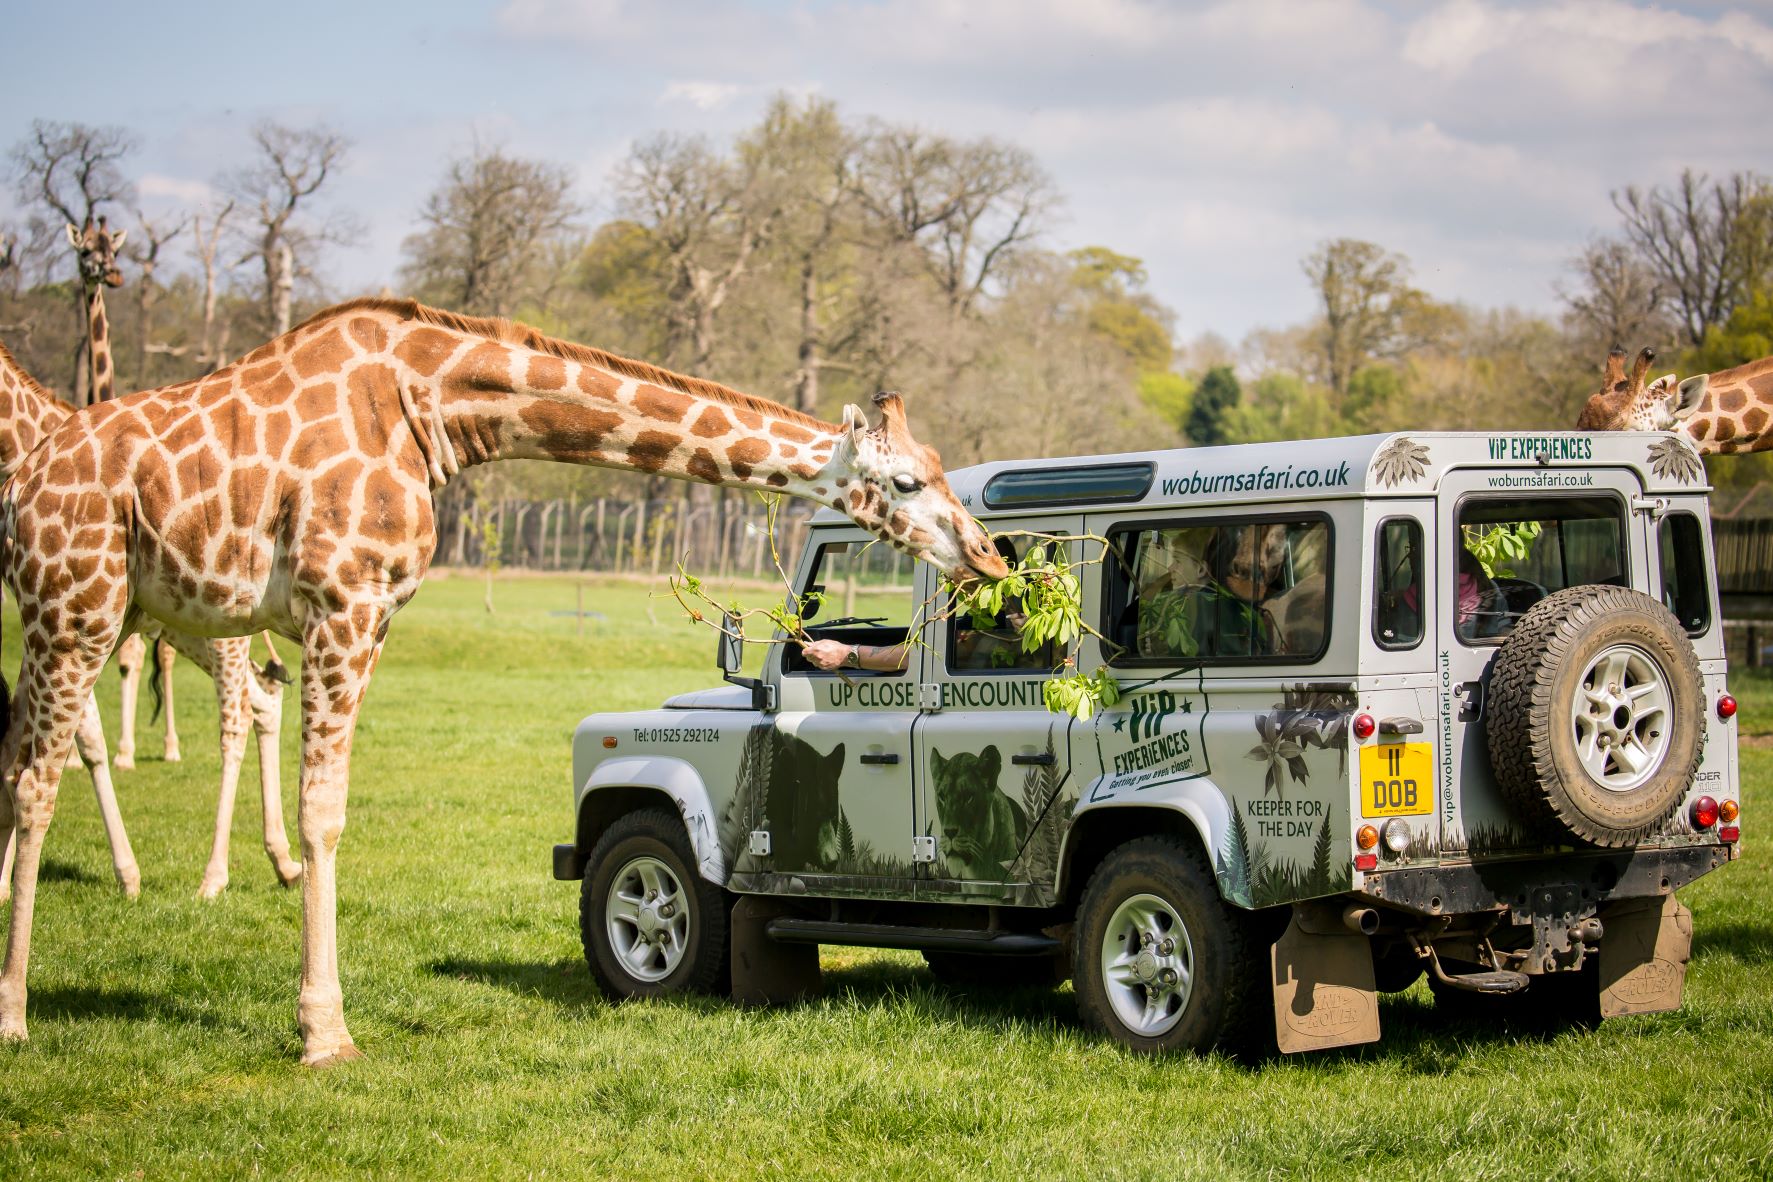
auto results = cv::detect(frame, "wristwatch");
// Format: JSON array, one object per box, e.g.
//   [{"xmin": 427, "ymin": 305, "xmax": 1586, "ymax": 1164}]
[{"xmin": 845, "ymin": 645, "xmax": 863, "ymax": 668}]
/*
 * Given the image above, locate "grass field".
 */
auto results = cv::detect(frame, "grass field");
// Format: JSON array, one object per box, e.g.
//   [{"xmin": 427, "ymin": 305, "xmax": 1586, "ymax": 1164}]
[{"xmin": 2, "ymin": 573, "xmax": 1770, "ymax": 1180}]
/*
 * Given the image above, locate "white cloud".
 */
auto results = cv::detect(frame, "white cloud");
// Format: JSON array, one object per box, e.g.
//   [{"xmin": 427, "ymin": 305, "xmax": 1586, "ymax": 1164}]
[
  {"xmin": 660, "ymin": 80, "xmax": 748, "ymax": 111},
  {"xmin": 137, "ymin": 173, "xmax": 217, "ymax": 206}
]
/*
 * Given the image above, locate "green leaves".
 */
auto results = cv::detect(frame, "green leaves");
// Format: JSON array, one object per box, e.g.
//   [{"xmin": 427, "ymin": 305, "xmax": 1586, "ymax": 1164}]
[
  {"xmin": 1041, "ymin": 665, "xmax": 1122, "ymax": 721},
  {"xmin": 1461, "ymin": 521, "xmax": 1542, "ymax": 578}
]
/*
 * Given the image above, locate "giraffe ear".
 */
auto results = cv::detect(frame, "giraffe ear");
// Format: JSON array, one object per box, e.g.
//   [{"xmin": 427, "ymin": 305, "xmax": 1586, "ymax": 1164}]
[
  {"xmin": 871, "ymin": 391, "xmax": 907, "ymax": 434},
  {"xmin": 66, "ymin": 223, "xmax": 81, "ymax": 250},
  {"xmin": 109, "ymin": 228, "xmax": 126, "ymax": 251},
  {"xmin": 842, "ymin": 403, "xmax": 867, "ymax": 448},
  {"xmin": 1670, "ymin": 374, "xmax": 1708, "ymax": 420}
]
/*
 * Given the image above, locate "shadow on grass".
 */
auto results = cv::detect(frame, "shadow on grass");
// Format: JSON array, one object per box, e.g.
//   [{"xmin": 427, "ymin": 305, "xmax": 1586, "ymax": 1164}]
[
  {"xmin": 38, "ymin": 858, "xmax": 104, "ymax": 886},
  {"xmin": 1693, "ymin": 918, "xmax": 1773, "ymax": 965},
  {"xmin": 28, "ymin": 984, "xmax": 225, "ymax": 1029},
  {"xmin": 428, "ymin": 957, "xmax": 602, "ymax": 1012}
]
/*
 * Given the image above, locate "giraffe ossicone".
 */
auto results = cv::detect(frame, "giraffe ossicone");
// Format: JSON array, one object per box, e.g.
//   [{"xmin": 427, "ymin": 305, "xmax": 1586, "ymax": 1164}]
[{"xmin": 0, "ymin": 297, "xmax": 1005, "ymax": 1062}]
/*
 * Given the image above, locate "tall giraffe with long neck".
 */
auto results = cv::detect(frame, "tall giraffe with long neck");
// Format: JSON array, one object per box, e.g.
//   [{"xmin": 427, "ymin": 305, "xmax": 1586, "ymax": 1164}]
[
  {"xmin": 67, "ymin": 217, "xmax": 181, "ymax": 768},
  {"xmin": 1576, "ymin": 344, "xmax": 1773, "ymax": 454},
  {"xmin": 0, "ymin": 342, "xmax": 300, "ymax": 901},
  {"xmin": 0, "ymin": 297, "xmax": 1007, "ymax": 1064}
]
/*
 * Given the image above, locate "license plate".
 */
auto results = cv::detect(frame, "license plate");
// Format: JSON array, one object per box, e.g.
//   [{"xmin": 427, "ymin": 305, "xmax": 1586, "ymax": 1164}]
[{"xmin": 1359, "ymin": 742, "xmax": 1433, "ymax": 817}]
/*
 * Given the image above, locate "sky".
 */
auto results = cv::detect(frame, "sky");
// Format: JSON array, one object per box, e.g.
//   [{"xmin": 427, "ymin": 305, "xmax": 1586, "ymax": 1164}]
[{"xmin": 4, "ymin": 0, "xmax": 1772, "ymax": 344}]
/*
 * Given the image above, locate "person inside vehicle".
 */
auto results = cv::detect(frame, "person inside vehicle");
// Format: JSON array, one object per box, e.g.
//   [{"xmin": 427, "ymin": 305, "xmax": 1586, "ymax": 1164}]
[
  {"xmin": 1455, "ymin": 544, "xmax": 1508, "ymax": 640},
  {"xmin": 1137, "ymin": 524, "xmax": 1283, "ymax": 658},
  {"xmin": 803, "ymin": 537, "xmax": 1037, "ymax": 672}
]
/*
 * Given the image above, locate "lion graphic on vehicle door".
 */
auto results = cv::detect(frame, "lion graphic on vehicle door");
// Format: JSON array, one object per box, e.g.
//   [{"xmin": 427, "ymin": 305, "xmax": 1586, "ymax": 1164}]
[{"xmin": 931, "ymin": 746, "xmax": 1029, "ymax": 879}]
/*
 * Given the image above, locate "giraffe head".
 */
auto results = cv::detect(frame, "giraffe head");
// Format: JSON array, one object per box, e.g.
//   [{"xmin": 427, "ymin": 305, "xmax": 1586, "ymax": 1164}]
[
  {"xmin": 65, "ymin": 216, "xmax": 126, "ymax": 290},
  {"xmin": 1576, "ymin": 345, "xmax": 1709, "ymax": 433},
  {"xmin": 835, "ymin": 392, "xmax": 1008, "ymax": 584}
]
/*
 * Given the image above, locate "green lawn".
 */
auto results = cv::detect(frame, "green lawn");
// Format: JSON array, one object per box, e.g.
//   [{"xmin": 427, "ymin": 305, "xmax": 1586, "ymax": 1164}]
[{"xmin": 2, "ymin": 574, "xmax": 1770, "ymax": 1180}]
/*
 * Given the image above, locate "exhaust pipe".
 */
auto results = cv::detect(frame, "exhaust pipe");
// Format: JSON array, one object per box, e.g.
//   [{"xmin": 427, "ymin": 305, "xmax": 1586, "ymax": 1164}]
[{"xmin": 1342, "ymin": 905, "xmax": 1380, "ymax": 936}]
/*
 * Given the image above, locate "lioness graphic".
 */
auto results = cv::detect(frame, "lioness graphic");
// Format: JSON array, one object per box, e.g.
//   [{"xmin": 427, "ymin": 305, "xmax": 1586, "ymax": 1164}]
[
  {"xmin": 769, "ymin": 734, "xmax": 846, "ymax": 873},
  {"xmin": 931, "ymin": 745, "xmax": 1028, "ymax": 880}
]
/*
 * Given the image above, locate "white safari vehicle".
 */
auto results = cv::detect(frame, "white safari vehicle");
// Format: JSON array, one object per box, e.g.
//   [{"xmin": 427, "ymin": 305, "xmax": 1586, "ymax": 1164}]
[{"xmin": 553, "ymin": 430, "xmax": 1741, "ymax": 1054}]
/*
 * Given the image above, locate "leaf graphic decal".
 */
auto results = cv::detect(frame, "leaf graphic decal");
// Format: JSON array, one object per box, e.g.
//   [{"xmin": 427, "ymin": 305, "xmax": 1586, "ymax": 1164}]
[
  {"xmin": 1372, "ymin": 437, "xmax": 1430, "ymax": 488},
  {"xmin": 1648, "ymin": 436, "xmax": 1704, "ymax": 484}
]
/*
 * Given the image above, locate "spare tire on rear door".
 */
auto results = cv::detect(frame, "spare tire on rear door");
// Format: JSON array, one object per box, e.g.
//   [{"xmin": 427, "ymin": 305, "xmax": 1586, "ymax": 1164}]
[{"xmin": 1486, "ymin": 585, "xmax": 1702, "ymax": 847}]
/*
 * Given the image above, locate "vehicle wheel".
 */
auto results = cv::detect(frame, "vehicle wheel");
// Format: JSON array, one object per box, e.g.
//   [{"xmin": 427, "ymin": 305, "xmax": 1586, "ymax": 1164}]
[
  {"xmin": 922, "ymin": 949, "xmax": 1063, "ymax": 988},
  {"xmin": 1372, "ymin": 943, "xmax": 1425, "ymax": 993},
  {"xmin": 1487, "ymin": 586, "xmax": 1702, "ymax": 847},
  {"xmin": 580, "ymin": 807, "xmax": 730, "ymax": 1000},
  {"xmin": 1072, "ymin": 835, "xmax": 1267, "ymax": 1055}
]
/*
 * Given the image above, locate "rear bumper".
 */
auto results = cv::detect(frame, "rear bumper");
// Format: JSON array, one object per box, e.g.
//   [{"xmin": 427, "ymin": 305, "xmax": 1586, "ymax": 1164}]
[
  {"xmin": 552, "ymin": 843, "xmax": 584, "ymax": 882},
  {"xmin": 1358, "ymin": 843, "xmax": 1730, "ymax": 916}
]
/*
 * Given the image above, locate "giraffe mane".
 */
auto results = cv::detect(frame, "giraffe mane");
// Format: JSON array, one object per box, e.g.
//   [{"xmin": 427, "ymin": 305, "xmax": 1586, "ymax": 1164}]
[
  {"xmin": 0, "ymin": 340, "xmax": 65, "ymax": 406},
  {"xmin": 299, "ymin": 297, "xmax": 834, "ymax": 434}
]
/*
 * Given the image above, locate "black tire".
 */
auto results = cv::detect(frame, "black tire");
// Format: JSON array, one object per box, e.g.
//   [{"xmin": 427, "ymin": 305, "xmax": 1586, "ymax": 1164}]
[
  {"xmin": 580, "ymin": 807, "xmax": 731, "ymax": 1000},
  {"xmin": 1487, "ymin": 586, "xmax": 1702, "ymax": 847},
  {"xmin": 1372, "ymin": 943, "xmax": 1425, "ymax": 994},
  {"xmin": 922, "ymin": 949, "xmax": 1064, "ymax": 989},
  {"xmin": 1072, "ymin": 835, "xmax": 1267, "ymax": 1056}
]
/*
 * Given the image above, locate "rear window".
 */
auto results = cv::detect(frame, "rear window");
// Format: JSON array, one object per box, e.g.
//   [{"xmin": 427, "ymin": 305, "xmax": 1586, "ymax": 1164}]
[
  {"xmin": 1658, "ymin": 512, "xmax": 1711, "ymax": 636},
  {"xmin": 1454, "ymin": 495, "xmax": 1627, "ymax": 644},
  {"xmin": 1103, "ymin": 516, "xmax": 1331, "ymax": 665},
  {"xmin": 1373, "ymin": 518, "xmax": 1424, "ymax": 650}
]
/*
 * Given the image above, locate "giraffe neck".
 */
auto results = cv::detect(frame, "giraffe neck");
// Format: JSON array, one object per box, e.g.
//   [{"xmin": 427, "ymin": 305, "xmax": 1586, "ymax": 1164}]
[
  {"xmin": 84, "ymin": 283, "xmax": 114, "ymax": 403},
  {"xmin": 0, "ymin": 342, "xmax": 73, "ymax": 478},
  {"xmin": 395, "ymin": 317, "xmax": 848, "ymax": 499},
  {"xmin": 1682, "ymin": 355, "xmax": 1773, "ymax": 454}
]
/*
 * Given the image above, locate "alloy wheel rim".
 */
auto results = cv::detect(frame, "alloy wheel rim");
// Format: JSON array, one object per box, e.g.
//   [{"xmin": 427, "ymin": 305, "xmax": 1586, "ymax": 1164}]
[
  {"xmin": 1100, "ymin": 891, "xmax": 1194, "ymax": 1037},
  {"xmin": 1570, "ymin": 643, "xmax": 1672, "ymax": 793},
  {"xmin": 604, "ymin": 855, "xmax": 691, "ymax": 982}
]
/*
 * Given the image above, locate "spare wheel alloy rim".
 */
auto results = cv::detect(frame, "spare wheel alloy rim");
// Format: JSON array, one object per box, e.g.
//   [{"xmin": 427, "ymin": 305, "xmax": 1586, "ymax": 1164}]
[
  {"xmin": 605, "ymin": 855, "xmax": 691, "ymax": 982},
  {"xmin": 1100, "ymin": 891, "xmax": 1194, "ymax": 1037},
  {"xmin": 1570, "ymin": 643, "xmax": 1673, "ymax": 793}
]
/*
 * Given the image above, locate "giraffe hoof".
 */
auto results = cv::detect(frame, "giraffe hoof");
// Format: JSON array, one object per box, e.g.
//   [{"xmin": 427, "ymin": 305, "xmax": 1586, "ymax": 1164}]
[
  {"xmin": 277, "ymin": 863, "xmax": 304, "ymax": 887},
  {"xmin": 302, "ymin": 1041, "xmax": 363, "ymax": 1068},
  {"xmin": 163, "ymin": 748, "xmax": 181, "ymax": 764},
  {"xmin": 0, "ymin": 1019, "xmax": 26, "ymax": 1043},
  {"xmin": 119, "ymin": 870, "xmax": 142, "ymax": 899},
  {"xmin": 197, "ymin": 877, "xmax": 227, "ymax": 900},
  {"xmin": 112, "ymin": 753, "xmax": 135, "ymax": 771}
]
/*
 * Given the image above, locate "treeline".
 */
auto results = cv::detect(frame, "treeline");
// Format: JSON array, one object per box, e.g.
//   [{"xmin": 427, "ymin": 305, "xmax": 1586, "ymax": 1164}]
[{"xmin": 3, "ymin": 99, "xmax": 1772, "ymax": 571}]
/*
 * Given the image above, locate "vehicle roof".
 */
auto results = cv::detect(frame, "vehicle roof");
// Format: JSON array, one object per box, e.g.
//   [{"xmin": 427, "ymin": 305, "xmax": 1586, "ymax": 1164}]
[{"xmin": 809, "ymin": 430, "xmax": 1711, "ymax": 524}]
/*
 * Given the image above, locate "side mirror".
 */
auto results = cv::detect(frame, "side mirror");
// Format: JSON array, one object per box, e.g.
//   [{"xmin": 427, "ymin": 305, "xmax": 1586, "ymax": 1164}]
[{"xmin": 717, "ymin": 613, "xmax": 743, "ymax": 675}]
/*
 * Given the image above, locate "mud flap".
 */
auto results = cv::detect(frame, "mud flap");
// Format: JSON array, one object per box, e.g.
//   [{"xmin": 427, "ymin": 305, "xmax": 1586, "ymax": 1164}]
[
  {"xmin": 1271, "ymin": 903, "xmax": 1380, "ymax": 1054},
  {"xmin": 730, "ymin": 896, "xmax": 822, "ymax": 1007},
  {"xmin": 1598, "ymin": 894, "xmax": 1692, "ymax": 1019}
]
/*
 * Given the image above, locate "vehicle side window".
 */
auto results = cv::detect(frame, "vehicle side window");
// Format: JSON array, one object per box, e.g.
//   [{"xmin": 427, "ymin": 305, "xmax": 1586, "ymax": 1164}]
[
  {"xmin": 1104, "ymin": 517, "xmax": 1331, "ymax": 664},
  {"xmin": 1454, "ymin": 495, "xmax": 1627, "ymax": 645},
  {"xmin": 785, "ymin": 540, "xmax": 914, "ymax": 674},
  {"xmin": 947, "ymin": 536, "xmax": 1057, "ymax": 673},
  {"xmin": 1373, "ymin": 518, "xmax": 1424, "ymax": 649},
  {"xmin": 1658, "ymin": 512, "xmax": 1711, "ymax": 636}
]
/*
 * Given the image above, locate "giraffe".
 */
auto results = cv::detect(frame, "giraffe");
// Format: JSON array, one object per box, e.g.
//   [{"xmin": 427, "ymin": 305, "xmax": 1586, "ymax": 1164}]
[
  {"xmin": 0, "ymin": 342, "xmax": 300, "ymax": 902},
  {"xmin": 0, "ymin": 296, "xmax": 1008, "ymax": 1063},
  {"xmin": 66, "ymin": 216, "xmax": 181, "ymax": 768},
  {"xmin": 1573, "ymin": 344, "xmax": 1773, "ymax": 454}
]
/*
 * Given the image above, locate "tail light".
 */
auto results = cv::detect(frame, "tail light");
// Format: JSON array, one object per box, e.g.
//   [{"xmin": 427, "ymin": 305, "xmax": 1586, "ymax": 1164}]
[
  {"xmin": 1691, "ymin": 796, "xmax": 1720, "ymax": 830},
  {"xmin": 1352, "ymin": 713, "xmax": 1376, "ymax": 740},
  {"xmin": 1354, "ymin": 853, "xmax": 1378, "ymax": 872},
  {"xmin": 1720, "ymin": 799, "xmax": 1739, "ymax": 823},
  {"xmin": 1719, "ymin": 826, "xmax": 1740, "ymax": 844},
  {"xmin": 1718, "ymin": 694, "xmax": 1737, "ymax": 721},
  {"xmin": 1356, "ymin": 824, "xmax": 1379, "ymax": 850}
]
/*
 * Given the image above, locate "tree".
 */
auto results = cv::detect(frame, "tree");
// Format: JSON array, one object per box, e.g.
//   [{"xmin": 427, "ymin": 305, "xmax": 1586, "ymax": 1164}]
[
  {"xmin": 125, "ymin": 207, "xmax": 189, "ymax": 389},
  {"xmin": 1301, "ymin": 238, "xmax": 1440, "ymax": 400},
  {"xmin": 1559, "ymin": 236, "xmax": 1674, "ymax": 358},
  {"xmin": 401, "ymin": 146, "xmax": 579, "ymax": 317},
  {"xmin": 224, "ymin": 120, "xmax": 354, "ymax": 336},
  {"xmin": 1612, "ymin": 170, "xmax": 1773, "ymax": 347},
  {"xmin": 1186, "ymin": 365, "xmax": 1240, "ymax": 446},
  {"xmin": 1689, "ymin": 285, "xmax": 1773, "ymax": 374}
]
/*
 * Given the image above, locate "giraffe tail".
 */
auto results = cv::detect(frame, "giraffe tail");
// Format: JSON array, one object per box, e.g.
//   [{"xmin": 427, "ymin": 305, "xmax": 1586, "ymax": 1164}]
[
  {"xmin": 259, "ymin": 631, "xmax": 293, "ymax": 685},
  {"xmin": 148, "ymin": 635, "xmax": 165, "ymax": 723}
]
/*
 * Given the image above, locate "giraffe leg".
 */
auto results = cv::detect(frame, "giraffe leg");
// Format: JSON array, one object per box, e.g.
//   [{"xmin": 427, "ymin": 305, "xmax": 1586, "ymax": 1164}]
[
  {"xmin": 1, "ymin": 645, "xmax": 111, "ymax": 1042},
  {"xmin": 75, "ymin": 694, "xmax": 139, "ymax": 898},
  {"xmin": 197, "ymin": 704, "xmax": 247, "ymax": 901},
  {"xmin": 0, "ymin": 790, "xmax": 13, "ymax": 906},
  {"xmin": 296, "ymin": 611, "xmax": 383, "ymax": 1066},
  {"xmin": 248, "ymin": 659, "xmax": 300, "ymax": 887},
  {"xmin": 159, "ymin": 640, "xmax": 180, "ymax": 763},
  {"xmin": 113, "ymin": 632, "xmax": 143, "ymax": 770}
]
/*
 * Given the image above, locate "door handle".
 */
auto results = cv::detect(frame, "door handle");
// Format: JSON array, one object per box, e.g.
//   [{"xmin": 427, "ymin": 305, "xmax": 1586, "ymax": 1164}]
[
  {"xmin": 859, "ymin": 752, "xmax": 899, "ymax": 765},
  {"xmin": 1454, "ymin": 681, "xmax": 1484, "ymax": 722},
  {"xmin": 1012, "ymin": 752, "xmax": 1056, "ymax": 766},
  {"xmin": 1378, "ymin": 717, "xmax": 1423, "ymax": 736}
]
